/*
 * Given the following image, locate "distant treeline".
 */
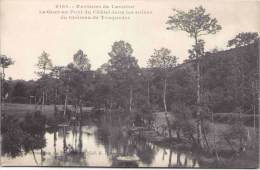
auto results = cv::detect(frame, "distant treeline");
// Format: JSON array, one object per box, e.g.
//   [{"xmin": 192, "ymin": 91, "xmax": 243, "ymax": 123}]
[{"xmin": 3, "ymin": 41, "xmax": 258, "ymax": 115}]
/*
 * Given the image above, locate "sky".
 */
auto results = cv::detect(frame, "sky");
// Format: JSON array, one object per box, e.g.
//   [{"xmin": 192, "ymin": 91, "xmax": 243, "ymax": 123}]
[{"xmin": 1, "ymin": 0, "xmax": 260, "ymax": 80}]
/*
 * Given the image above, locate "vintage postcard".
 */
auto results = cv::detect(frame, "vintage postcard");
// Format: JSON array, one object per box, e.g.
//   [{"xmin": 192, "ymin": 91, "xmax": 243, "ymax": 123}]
[{"xmin": 0, "ymin": 0, "xmax": 259, "ymax": 168}]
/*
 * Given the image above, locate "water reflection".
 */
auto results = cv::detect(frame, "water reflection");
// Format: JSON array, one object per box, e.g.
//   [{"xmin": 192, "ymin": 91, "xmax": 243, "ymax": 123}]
[{"xmin": 2, "ymin": 124, "xmax": 199, "ymax": 167}]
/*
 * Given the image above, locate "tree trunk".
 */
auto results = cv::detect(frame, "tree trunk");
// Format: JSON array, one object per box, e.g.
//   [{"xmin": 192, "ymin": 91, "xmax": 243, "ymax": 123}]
[
  {"xmin": 129, "ymin": 85, "xmax": 133, "ymax": 112},
  {"xmin": 45, "ymin": 91, "xmax": 48, "ymax": 105},
  {"xmin": 258, "ymin": 50, "xmax": 260, "ymax": 136},
  {"xmin": 253, "ymin": 105, "xmax": 256, "ymax": 132},
  {"xmin": 2, "ymin": 67, "xmax": 5, "ymax": 95},
  {"xmin": 195, "ymin": 35, "xmax": 202, "ymax": 147},
  {"xmin": 239, "ymin": 110, "xmax": 243, "ymax": 150},
  {"xmin": 192, "ymin": 158, "xmax": 197, "ymax": 167},
  {"xmin": 163, "ymin": 78, "xmax": 172, "ymax": 138},
  {"xmin": 176, "ymin": 128, "xmax": 181, "ymax": 140},
  {"xmin": 31, "ymin": 149, "xmax": 39, "ymax": 165},
  {"xmin": 1, "ymin": 67, "xmax": 5, "ymax": 110},
  {"xmin": 184, "ymin": 155, "xmax": 188, "ymax": 166},
  {"xmin": 177, "ymin": 152, "xmax": 182, "ymax": 166},
  {"xmin": 41, "ymin": 90, "xmax": 45, "ymax": 113},
  {"xmin": 2, "ymin": 67, "xmax": 5, "ymax": 82},
  {"xmin": 212, "ymin": 111, "xmax": 220, "ymax": 161},
  {"xmin": 109, "ymin": 99, "xmax": 113, "ymax": 122},
  {"xmin": 54, "ymin": 88, "xmax": 58, "ymax": 114},
  {"xmin": 147, "ymin": 80, "xmax": 150, "ymax": 105},
  {"xmin": 196, "ymin": 62, "xmax": 202, "ymax": 146},
  {"xmin": 78, "ymin": 121, "xmax": 83, "ymax": 153},
  {"xmin": 0, "ymin": 73, "xmax": 2, "ymax": 114},
  {"xmin": 63, "ymin": 126, "xmax": 67, "ymax": 153},
  {"xmin": 163, "ymin": 78, "xmax": 167, "ymax": 112},
  {"xmin": 40, "ymin": 148, "xmax": 43, "ymax": 165},
  {"xmin": 79, "ymin": 99, "xmax": 82, "ymax": 120},
  {"xmin": 54, "ymin": 131, "xmax": 57, "ymax": 158},
  {"xmin": 201, "ymin": 120, "xmax": 210, "ymax": 151},
  {"xmin": 64, "ymin": 94, "xmax": 68, "ymax": 116},
  {"xmin": 168, "ymin": 149, "xmax": 173, "ymax": 167}
]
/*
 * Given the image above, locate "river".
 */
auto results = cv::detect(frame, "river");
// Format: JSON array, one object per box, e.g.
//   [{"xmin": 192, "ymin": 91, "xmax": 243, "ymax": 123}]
[{"xmin": 1, "ymin": 124, "xmax": 200, "ymax": 167}]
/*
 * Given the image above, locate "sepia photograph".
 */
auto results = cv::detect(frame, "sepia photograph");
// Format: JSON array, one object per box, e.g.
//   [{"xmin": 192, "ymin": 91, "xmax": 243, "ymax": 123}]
[{"xmin": 0, "ymin": 0, "xmax": 259, "ymax": 168}]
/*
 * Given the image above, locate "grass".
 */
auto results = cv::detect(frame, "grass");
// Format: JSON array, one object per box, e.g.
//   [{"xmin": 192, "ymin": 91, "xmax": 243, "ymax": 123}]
[
  {"xmin": 2, "ymin": 103, "xmax": 57, "ymax": 118},
  {"xmin": 153, "ymin": 111, "xmax": 258, "ymax": 152},
  {"xmin": 1, "ymin": 103, "xmax": 93, "ymax": 119}
]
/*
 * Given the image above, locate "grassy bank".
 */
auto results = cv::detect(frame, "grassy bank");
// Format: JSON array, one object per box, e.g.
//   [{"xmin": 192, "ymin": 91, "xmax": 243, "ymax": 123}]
[
  {"xmin": 151, "ymin": 111, "xmax": 259, "ymax": 168},
  {"xmin": 2, "ymin": 103, "xmax": 56, "ymax": 118},
  {"xmin": 1, "ymin": 103, "xmax": 93, "ymax": 119}
]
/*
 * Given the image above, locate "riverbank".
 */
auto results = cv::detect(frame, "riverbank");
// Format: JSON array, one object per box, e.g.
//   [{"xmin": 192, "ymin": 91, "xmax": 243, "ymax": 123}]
[
  {"xmin": 1, "ymin": 103, "xmax": 93, "ymax": 118},
  {"xmin": 135, "ymin": 112, "xmax": 259, "ymax": 168}
]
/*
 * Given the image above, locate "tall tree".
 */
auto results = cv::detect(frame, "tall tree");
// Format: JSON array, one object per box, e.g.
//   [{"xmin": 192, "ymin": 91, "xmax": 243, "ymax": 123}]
[
  {"xmin": 0, "ymin": 55, "xmax": 14, "ymax": 81},
  {"xmin": 36, "ymin": 51, "xmax": 53, "ymax": 112},
  {"xmin": 36, "ymin": 51, "xmax": 53, "ymax": 76},
  {"xmin": 70, "ymin": 50, "xmax": 92, "ymax": 118},
  {"xmin": 166, "ymin": 5, "xmax": 222, "ymax": 146},
  {"xmin": 73, "ymin": 49, "xmax": 91, "ymax": 71},
  {"xmin": 60, "ymin": 50, "xmax": 92, "ymax": 119},
  {"xmin": 0, "ymin": 55, "xmax": 14, "ymax": 103},
  {"xmin": 106, "ymin": 41, "xmax": 140, "ymax": 112},
  {"xmin": 142, "ymin": 69, "xmax": 153, "ymax": 106},
  {"xmin": 148, "ymin": 47, "xmax": 177, "ymax": 138},
  {"xmin": 50, "ymin": 66, "xmax": 64, "ymax": 107},
  {"xmin": 227, "ymin": 32, "xmax": 259, "ymax": 48}
]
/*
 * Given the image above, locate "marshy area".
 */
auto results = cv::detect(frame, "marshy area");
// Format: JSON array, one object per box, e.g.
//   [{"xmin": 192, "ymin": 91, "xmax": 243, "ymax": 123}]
[{"xmin": 1, "ymin": 101, "xmax": 259, "ymax": 168}]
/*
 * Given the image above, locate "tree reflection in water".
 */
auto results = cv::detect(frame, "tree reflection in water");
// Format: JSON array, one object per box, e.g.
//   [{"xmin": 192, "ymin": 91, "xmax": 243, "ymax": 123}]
[
  {"xmin": 167, "ymin": 149, "xmax": 198, "ymax": 168},
  {"xmin": 48, "ymin": 121, "xmax": 87, "ymax": 166},
  {"xmin": 136, "ymin": 139, "xmax": 156, "ymax": 165},
  {"xmin": 54, "ymin": 131, "xmax": 57, "ymax": 159},
  {"xmin": 95, "ymin": 126, "xmax": 157, "ymax": 167},
  {"xmin": 1, "ymin": 112, "xmax": 47, "ymax": 165},
  {"xmin": 1, "ymin": 114, "xmax": 24, "ymax": 157},
  {"xmin": 2, "ymin": 116, "xmax": 202, "ymax": 167}
]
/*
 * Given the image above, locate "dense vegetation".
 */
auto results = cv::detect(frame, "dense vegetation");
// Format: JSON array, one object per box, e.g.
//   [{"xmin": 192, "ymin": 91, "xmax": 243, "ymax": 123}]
[{"xmin": 2, "ymin": 41, "xmax": 258, "ymax": 116}]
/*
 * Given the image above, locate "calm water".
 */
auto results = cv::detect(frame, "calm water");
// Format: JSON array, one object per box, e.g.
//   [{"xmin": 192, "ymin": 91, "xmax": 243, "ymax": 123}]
[{"xmin": 1, "ymin": 125, "xmax": 200, "ymax": 167}]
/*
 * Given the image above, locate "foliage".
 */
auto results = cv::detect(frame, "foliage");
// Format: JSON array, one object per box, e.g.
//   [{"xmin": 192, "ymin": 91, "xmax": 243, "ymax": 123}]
[
  {"xmin": 0, "ymin": 55, "xmax": 14, "ymax": 69},
  {"xmin": 36, "ymin": 51, "xmax": 53, "ymax": 76},
  {"xmin": 166, "ymin": 5, "xmax": 222, "ymax": 146},
  {"xmin": 200, "ymin": 42, "xmax": 258, "ymax": 113},
  {"xmin": 73, "ymin": 49, "xmax": 91, "ymax": 71},
  {"xmin": 12, "ymin": 81, "xmax": 27, "ymax": 97},
  {"xmin": 170, "ymin": 102, "xmax": 195, "ymax": 141},
  {"xmin": 227, "ymin": 32, "xmax": 259, "ymax": 48},
  {"xmin": 104, "ymin": 40, "xmax": 141, "ymax": 111},
  {"xmin": 148, "ymin": 48, "xmax": 177, "ymax": 112},
  {"xmin": 0, "ymin": 54, "xmax": 14, "ymax": 99},
  {"xmin": 188, "ymin": 39, "xmax": 205, "ymax": 60},
  {"xmin": 166, "ymin": 6, "xmax": 221, "ymax": 38},
  {"xmin": 148, "ymin": 48, "xmax": 177, "ymax": 74}
]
